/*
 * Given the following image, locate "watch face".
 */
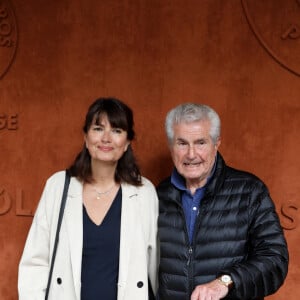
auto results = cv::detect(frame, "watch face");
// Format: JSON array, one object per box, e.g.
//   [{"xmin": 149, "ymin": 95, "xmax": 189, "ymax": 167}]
[{"xmin": 221, "ymin": 275, "xmax": 232, "ymax": 283}]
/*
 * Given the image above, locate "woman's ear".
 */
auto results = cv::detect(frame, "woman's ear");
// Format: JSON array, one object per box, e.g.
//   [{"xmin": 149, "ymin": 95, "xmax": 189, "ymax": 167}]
[
  {"xmin": 84, "ymin": 134, "xmax": 88, "ymax": 148},
  {"xmin": 124, "ymin": 141, "xmax": 130, "ymax": 152}
]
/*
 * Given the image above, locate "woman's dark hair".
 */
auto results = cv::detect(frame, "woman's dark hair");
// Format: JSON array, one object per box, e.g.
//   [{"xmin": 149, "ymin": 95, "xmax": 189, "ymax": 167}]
[{"xmin": 68, "ymin": 97, "xmax": 142, "ymax": 186}]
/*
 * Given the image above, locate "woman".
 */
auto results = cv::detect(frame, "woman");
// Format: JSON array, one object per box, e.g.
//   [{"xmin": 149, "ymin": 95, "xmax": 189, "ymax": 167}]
[{"xmin": 18, "ymin": 97, "xmax": 158, "ymax": 300}]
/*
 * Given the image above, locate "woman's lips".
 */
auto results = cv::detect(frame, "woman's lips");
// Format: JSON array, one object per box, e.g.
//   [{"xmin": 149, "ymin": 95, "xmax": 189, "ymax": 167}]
[{"xmin": 98, "ymin": 146, "xmax": 113, "ymax": 151}]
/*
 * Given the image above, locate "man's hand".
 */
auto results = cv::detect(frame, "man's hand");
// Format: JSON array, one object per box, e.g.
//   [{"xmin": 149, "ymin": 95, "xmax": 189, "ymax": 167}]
[{"xmin": 190, "ymin": 279, "xmax": 229, "ymax": 300}]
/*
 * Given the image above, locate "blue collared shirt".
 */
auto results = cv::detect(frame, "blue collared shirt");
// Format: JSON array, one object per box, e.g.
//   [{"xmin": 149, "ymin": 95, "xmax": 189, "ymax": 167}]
[{"xmin": 171, "ymin": 160, "xmax": 216, "ymax": 244}]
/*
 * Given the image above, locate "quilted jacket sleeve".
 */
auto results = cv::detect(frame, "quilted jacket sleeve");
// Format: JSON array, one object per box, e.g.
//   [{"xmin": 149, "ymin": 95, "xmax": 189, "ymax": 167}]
[{"xmin": 221, "ymin": 183, "xmax": 289, "ymax": 299}]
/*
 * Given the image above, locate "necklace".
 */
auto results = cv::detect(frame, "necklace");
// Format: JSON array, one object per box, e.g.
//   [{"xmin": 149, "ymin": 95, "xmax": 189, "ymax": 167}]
[{"xmin": 93, "ymin": 184, "xmax": 115, "ymax": 199}]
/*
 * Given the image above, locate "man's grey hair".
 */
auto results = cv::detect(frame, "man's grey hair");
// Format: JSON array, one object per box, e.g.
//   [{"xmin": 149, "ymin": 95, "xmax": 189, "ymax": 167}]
[{"xmin": 165, "ymin": 103, "xmax": 221, "ymax": 145}]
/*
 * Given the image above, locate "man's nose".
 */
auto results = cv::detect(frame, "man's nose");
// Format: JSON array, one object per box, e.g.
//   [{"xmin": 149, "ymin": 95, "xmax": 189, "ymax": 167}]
[{"xmin": 187, "ymin": 145, "xmax": 196, "ymax": 159}]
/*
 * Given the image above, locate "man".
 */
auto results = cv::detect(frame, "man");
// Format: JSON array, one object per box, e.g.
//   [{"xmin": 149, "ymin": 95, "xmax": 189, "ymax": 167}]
[{"xmin": 157, "ymin": 103, "xmax": 288, "ymax": 300}]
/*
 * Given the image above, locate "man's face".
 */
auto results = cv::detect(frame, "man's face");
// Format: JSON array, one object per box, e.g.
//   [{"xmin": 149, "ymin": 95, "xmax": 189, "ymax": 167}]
[{"xmin": 170, "ymin": 120, "xmax": 220, "ymax": 189}]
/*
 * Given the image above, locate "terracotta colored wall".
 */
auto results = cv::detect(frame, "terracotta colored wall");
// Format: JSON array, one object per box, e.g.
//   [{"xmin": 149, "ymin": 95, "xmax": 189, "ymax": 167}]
[{"xmin": 1, "ymin": 0, "xmax": 299, "ymax": 299}]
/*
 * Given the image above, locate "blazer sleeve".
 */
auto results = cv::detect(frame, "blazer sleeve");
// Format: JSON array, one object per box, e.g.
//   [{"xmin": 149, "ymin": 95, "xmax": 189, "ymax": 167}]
[{"xmin": 18, "ymin": 172, "xmax": 65, "ymax": 300}]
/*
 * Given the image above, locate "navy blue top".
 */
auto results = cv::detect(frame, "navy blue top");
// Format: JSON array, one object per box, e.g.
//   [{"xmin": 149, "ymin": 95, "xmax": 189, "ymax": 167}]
[
  {"xmin": 81, "ymin": 188, "xmax": 122, "ymax": 300},
  {"xmin": 171, "ymin": 159, "xmax": 216, "ymax": 243}
]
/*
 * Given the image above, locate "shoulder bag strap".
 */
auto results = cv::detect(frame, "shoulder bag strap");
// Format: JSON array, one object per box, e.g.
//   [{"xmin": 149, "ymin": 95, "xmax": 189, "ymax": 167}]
[{"xmin": 45, "ymin": 170, "xmax": 71, "ymax": 300}]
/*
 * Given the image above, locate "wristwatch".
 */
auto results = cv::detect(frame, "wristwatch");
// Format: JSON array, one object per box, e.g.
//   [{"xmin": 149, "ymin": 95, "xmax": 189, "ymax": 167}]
[{"xmin": 218, "ymin": 274, "xmax": 233, "ymax": 289}]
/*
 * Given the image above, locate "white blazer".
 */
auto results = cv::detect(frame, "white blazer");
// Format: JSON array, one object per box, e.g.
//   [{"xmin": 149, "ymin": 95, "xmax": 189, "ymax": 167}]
[{"xmin": 18, "ymin": 171, "xmax": 158, "ymax": 300}]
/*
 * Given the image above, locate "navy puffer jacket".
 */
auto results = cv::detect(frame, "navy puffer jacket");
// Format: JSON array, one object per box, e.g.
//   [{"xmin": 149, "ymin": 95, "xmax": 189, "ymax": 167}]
[{"xmin": 157, "ymin": 153, "xmax": 288, "ymax": 300}]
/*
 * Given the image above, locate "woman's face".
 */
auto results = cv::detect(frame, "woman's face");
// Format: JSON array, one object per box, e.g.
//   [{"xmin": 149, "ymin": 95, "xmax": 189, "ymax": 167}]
[{"xmin": 85, "ymin": 114, "xmax": 130, "ymax": 165}]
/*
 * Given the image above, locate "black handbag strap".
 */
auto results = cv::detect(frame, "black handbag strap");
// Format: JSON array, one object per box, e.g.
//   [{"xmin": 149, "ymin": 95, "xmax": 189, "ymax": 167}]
[{"xmin": 45, "ymin": 170, "xmax": 71, "ymax": 300}]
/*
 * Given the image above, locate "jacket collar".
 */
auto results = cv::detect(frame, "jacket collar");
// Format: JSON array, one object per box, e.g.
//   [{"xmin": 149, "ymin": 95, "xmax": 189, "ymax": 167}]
[{"xmin": 205, "ymin": 152, "xmax": 226, "ymax": 196}]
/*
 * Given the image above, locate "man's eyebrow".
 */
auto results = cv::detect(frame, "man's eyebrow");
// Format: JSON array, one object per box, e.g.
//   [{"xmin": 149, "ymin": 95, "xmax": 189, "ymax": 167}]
[
  {"xmin": 175, "ymin": 137, "xmax": 188, "ymax": 142},
  {"xmin": 175, "ymin": 137, "xmax": 207, "ymax": 144}
]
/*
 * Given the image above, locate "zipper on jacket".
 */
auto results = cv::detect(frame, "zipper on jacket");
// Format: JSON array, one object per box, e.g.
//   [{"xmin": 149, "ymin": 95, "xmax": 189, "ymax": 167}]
[
  {"xmin": 187, "ymin": 246, "xmax": 193, "ymax": 266},
  {"xmin": 187, "ymin": 245, "xmax": 194, "ymax": 300},
  {"xmin": 175, "ymin": 197, "xmax": 196, "ymax": 299},
  {"xmin": 187, "ymin": 205, "xmax": 204, "ymax": 297}
]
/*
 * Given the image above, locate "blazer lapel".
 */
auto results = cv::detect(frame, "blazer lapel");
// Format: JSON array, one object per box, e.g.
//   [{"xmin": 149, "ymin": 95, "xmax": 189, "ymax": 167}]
[
  {"xmin": 117, "ymin": 183, "xmax": 138, "ymax": 299},
  {"xmin": 64, "ymin": 177, "xmax": 83, "ymax": 300},
  {"xmin": 62, "ymin": 179, "xmax": 138, "ymax": 300}
]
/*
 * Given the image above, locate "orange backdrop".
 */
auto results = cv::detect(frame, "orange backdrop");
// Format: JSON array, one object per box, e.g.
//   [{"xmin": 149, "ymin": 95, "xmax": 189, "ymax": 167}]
[{"xmin": 0, "ymin": 0, "xmax": 299, "ymax": 299}]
